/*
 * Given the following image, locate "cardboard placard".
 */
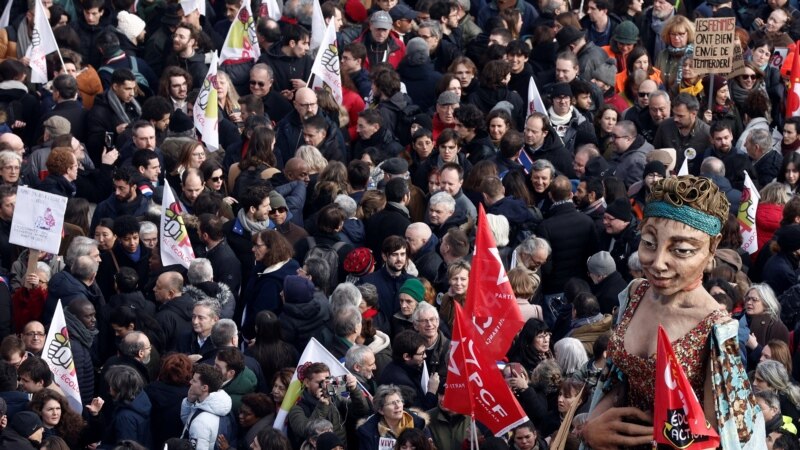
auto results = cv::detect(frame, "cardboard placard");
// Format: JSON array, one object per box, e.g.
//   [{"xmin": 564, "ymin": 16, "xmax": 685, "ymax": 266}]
[
  {"xmin": 9, "ymin": 186, "xmax": 66, "ymax": 254},
  {"xmin": 693, "ymin": 18, "xmax": 736, "ymax": 74}
]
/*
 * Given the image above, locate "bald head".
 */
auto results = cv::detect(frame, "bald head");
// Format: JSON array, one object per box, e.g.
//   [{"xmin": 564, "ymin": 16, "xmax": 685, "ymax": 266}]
[
  {"xmin": 638, "ymin": 79, "xmax": 657, "ymax": 107},
  {"xmin": 293, "ymin": 87, "xmax": 318, "ymax": 119},
  {"xmin": 700, "ymin": 156, "xmax": 725, "ymax": 177},
  {"xmin": 284, "ymin": 157, "xmax": 310, "ymax": 185},
  {"xmin": 0, "ymin": 133, "xmax": 24, "ymax": 156},
  {"xmin": 155, "ymin": 271, "xmax": 184, "ymax": 302},
  {"xmin": 405, "ymin": 222, "xmax": 432, "ymax": 255}
]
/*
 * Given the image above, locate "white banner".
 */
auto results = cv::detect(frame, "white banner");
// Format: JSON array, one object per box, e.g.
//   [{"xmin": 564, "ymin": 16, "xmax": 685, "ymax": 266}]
[
  {"xmin": 738, "ymin": 171, "xmax": 760, "ymax": 254},
  {"xmin": 309, "ymin": 20, "xmax": 343, "ymax": 103},
  {"xmin": 260, "ymin": 0, "xmax": 281, "ymax": 21},
  {"xmin": 220, "ymin": 1, "xmax": 260, "ymax": 63},
  {"xmin": 193, "ymin": 52, "xmax": 219, "ymax": 151},
  {"xmin": 0, "ymin": 0, "xmax": 13, "ymax": 28},
  {"xmin": 311, "ymin": 0, "xmax": 325, "ymax": 50},
  {"xmin": 160, "ymin": 179, "xmax": 195, "ymax": 268},
  {"xmin": 9, "ymin": 186, "xmax": 66, "ymax": 254},
  {"xmin": 43, "ymin": 300, "xmax": 82, "ymax": 413},
  {"xmin": 527, "ymin": 76, "xmax": 546, "ymax": 116},
  {"xmin": 26, "ymin": 0, "xmax": 59, "ymax": 83}
]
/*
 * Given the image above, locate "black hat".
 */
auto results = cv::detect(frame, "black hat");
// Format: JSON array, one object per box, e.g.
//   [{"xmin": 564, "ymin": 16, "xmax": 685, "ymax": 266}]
[
  {"xmin": 169, "ymin": 110, "xmax": 194, "ymax": 134},
  {"xmin": 549, "ymin": 82, "xmax": 573, "ymax": 99},
  {"xmin": 382, "ymin": 157, "xmax": 409, "ymax": 175},
  {"xmin": 162, "ymin": 4, "xmax": 182, "ymax": 26},
  {"xmin": 316, "ymin": 432, "xmax": 344, "ymax": 450},
  {"xmin": 10, "ymin": 411, "xmax": 42, "ymax": 438},
  {"xmin": 584, "ymin": 156, "xmax": 610, "ymax": 177},
  {"xmin": 389, "ymin": 3, "xmax": 418, "ymax": 21},
  {"xmin": 643, "ymin": 160, "xmax": 666, "ymax": 178},
  {"xmin": 556, "ymin": 26, "xmax": 584, "ymax": 50},
  {"xmin": 777, "ymin": 225, "xmax": 800, "ymax": 253},
  {"xmin": 605, "ymin": 198, "xmax": 632, "ymax": 222}
]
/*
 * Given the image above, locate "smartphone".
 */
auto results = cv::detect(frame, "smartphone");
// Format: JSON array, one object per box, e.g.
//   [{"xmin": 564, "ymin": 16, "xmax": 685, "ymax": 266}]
[
  {"xmin": 104, "ymin": 132, "xmax": 114, "ymax": 149},
  {"xmin": 506, "ymin": 362, "xmax": 523, "ymax": 378}
]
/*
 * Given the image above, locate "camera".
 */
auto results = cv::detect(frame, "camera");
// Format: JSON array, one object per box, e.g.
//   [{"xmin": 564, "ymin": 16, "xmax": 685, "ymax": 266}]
[
  {"xmin": 323, "ymin": 375, "xmax": 347, "ymax": 397},
  {"xmin": 104, "ymin": 132, "xmax": 114, "ymax": 150}
]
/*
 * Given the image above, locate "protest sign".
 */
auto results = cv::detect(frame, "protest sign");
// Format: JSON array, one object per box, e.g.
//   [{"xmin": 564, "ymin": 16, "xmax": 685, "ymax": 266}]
[
  {"xmin": 772, "ymin": 48, "xmax": 789, "ymax": 70},
  {"xmin": 9, "ymin": 186, "xmax": 66, "ymax": 254},
  {"xmin": 692, "ymin": 18, "xmax": 736, "ymax": 74}
]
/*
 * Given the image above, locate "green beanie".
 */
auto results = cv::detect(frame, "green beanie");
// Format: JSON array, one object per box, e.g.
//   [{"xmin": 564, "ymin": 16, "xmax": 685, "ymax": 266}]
[{"xmin": 399, "ymin": 278, "xmax": 425, "ymax": 303}]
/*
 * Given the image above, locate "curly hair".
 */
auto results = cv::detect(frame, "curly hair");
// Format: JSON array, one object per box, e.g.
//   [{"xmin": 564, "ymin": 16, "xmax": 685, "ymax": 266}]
[
  {"xmin": 646, "ymin": 175, "xmax": 730, "ymax": 227},
  {"xmin": 157, "ymin": 353, "xmax": 193, "ymax": 385},
  {"xmin": 29, "ymin": 389, "xmax": 86, "ymax": 446},
  {"xmin": 46, "ymin": 148, "xmax": 75, "ymax": 176}
]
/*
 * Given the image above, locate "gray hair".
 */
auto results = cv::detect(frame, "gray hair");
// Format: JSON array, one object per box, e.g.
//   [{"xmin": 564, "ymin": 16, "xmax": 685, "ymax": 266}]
[
  {"xmin": 188, "ymin": 258, "xmax": 214, "ymax": 284},
  {"xmin": 66, "ymin": 236, "xmax": 99, "ymax": 268},
  {"xmin": 334, "ymin": 194, "xmax": 357, "ymax": 218},
  {"xmin": 649, "ymin": 90, "xmax": 670, "ymax": 104},
  {"xmin": 748, "ymin": 129, "xmax": 773, "ymax": 152},
  {"xmin": 211, "ymin": 319, "xmax": 238, "ymax": 347},
  {"xmin": 417, "ymin": 20, "xmax": 441, "ymax": 39},
  {"xmin": 553, "ymin": 337, "xmax": 588, "ymax": 377},
  {"xmin": 251, "ymin": 63, "xmax": 274, "ymax": 80},
  {"xmin": 756, "ymin": 360, "xmax": 800, "ymax": 407},
  {"xmin": 333, "ymin": 305, "xmax": 362, "ymax": 337},
  {"xmin": 194, "ymin": 298, "xmax": 222, "ymax": 319},
  {"xmin": 429, "ymin": 192, "xmax": 456, "ymax": 213},
  {"xmin": 0, "ymin": 150, "xmax": 21, "ymax": 168},
  {"xmin": 531, "ymin": 159, "xmax": 555, "ymax": 177},
  {"xmin": 330, "ymin": 283, "xmax": 362, "ymax": 313},
  {"xmin": 575, "ymin": 144, "xmax": 600, "ymax": 160},
  {"xmin": 486, "ymin": 214, "xmax": 510, "ymax": 247},
  {"xmin": 345, "ymin": 345, "xmax": 374, "ymax": 371},
  {"xmin": 72, "ymin": 255, "xmax": 99, "ymax": 280},
  {"xmin": 139, "ymin": 221, "xmax": 157, "ymax": 235},
  {"xmin": 304, "ymin": 418, "xmax": 334, "ymax": 440},
  {"xmin": 374, "ymin": 384, "xmax": 404, "ymax": 412},
  {"xmin": 748, "ymin": 283, "xmax": 780, "ymax": 319},
  {"xmin": 35, "ymin": 262, "xmax": 51, "ymax": 282},
  {"xmin": 754, "ymin": 390, "xmax": 781, "ymax": 413},
  {"xmin": 516, "ymin": 236, "xmax": 552, "ymax": 262},
  {"xmin": 304, "ymin": 257, "xmax": 331, "ymax": 292},
  {"xmin": 357, "ymin": 283, "xmax": 378, "ymax": 305},
  {"xmin": 411, "ymin": 301, "xmax": 437, "ymax": 323},
  {"xmin": 627, "ymin": 251, "xmax": 641, "ymax": 273},
  {"xmin": 700, "ymin": 157, "xmax": 725, "ymax": 177},
  {"xmin": 105, "ymin": 365, "xmax": 144, "ymax": 402},
  {"xmin": 118, "ymin": 331, "xmax": 146, "ymax": 358}
]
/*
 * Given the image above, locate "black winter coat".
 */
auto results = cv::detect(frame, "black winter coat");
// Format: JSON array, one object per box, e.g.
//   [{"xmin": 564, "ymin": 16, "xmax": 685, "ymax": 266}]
[
  {"xmin": 536, "ymin": 202, "xmax": 599, "ymax": 295},
  {"xmin": 145, "ymin": 381, "xmax": 189, "ymax": 450},
  {"xmin": 376, "ymin": 361, "xmax": 436, "ymax": 409},
  {"xmin": 258, "ymin": 42, "xmax": 313, "ymax": 93},
  {"xmin": 365, "ymin": 203, "xmax": 412, "ymax": 257},
  {"xmin": 280, "ymin": 296, "xmax": 331, "ymax": 354},
  {"xmin": 396, "ymin": 60, "xmax": 442, "ymax": 113},
  {"xmin": 155, "ymin": 294, "xmax": 195, "ymax": 351}
]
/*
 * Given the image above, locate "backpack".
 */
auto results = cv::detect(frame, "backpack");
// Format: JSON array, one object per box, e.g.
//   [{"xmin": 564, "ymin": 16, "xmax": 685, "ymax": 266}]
[
  {"xmin": 305, "ymin": 237, "xmax": 346, "ymax": 290},
  {"xmin": 99, "ymin": 57, "xmax": 151, "ymax": 94},
  {"xmin": 183, "ymin": 408, "xmax": 238, "ymax": 450},
  {"xmin": 232, "ymin": 163, "xmax": 271, "ymax": 199},
  {"xmin": 385, "ymin": 101, "xmax": 421, "ymax": 147}
]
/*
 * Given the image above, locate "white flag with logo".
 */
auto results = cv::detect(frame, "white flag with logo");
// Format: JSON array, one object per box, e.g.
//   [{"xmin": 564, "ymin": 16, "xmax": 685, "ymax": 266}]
[
  {"xmin": 527, "ymin": 76, "xmax": 546, "ymax": 115},
  {"xmin": 160, "ymin": 179, "xmax": 195, "ymax": 268},
  {"xmin": 260, "ymin": 0, "xmax": 281, "ymax": 21},
  {"xmin": 220, "ymin": 1, "xmax": 260, "ymax": 63},
  {"xmin": 738, "ymin": 171, "xmax": 760, "ymax": 254},
  {"xmin": 309, "ymin": 20, "xmax": 343, "ymax": 103},
  {"xmin": 26, "ymin": 0, "xmax": 59, "ymax": 83},
  {"xmin": 43, "ymin": 300, "xmax": 82, "ymax": 413},
  {"xmin": 193, "ymin": 52, "xmax": 219, "ymax": 151},
  {"xmin": 311, "ymin": 0, "xmax": 325, "ymax": 50}
]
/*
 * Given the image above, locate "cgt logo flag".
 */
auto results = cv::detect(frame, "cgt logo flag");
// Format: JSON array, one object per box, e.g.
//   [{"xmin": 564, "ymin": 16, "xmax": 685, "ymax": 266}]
[
  {"xmin": 463, "ymin": 204, "xmax": 525, "ymax": 359},
  {"xmin": 738, "ymin": 171, "xmax": 760, "ymax": 254},
  {"xmin": 27, "ymin": 0, "xmax": 59, "ymax": 83},
  {"xmin": 160, "ymin": 179, "xmax": 195, "ymax": 268},
  {"xmin": 193, "ymin": 52, "xmax": 219, "ymax": 151},
  {"xmin": 442, "ymin": 302, "xmax": 528, "ymax": 436},
  {"xmin": 43, "ymin": 300, "xmax": 82, "ymax": 413},
  {"xmin": 220, "ymin": 1, "xmax": 260, "ymax": 63},
  {"xmin": 309, "ymin": 20, "xmax": 343, "ymax": 103},
  {"xmin": 654, "ymin": 325, "xmax": 719, "ymax": 449}
]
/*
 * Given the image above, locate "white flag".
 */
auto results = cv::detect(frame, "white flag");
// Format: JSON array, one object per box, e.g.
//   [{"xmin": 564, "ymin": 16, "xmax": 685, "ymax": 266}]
[
  {"xmin": 219, "ymin": 1, "xmax": 260, "ymax": 63},
  {"xmin": 193, "ymin": 52, "xmax": 219, "ymax": 151},
  {"xmin": 43, "ymin": 300, "xmax": 82, "ymax": 413},
  {"xmin": 26, "ymin": 0, "xmax": 59, "ymax": 83},
  {"xmin": 160, "ymin": 179, "xmax": 195, "ymax": 268},
  {"xmin": 273, "ymin": 338, "xmax": 365, "ymax": 431},
  {"xmin": 260, "ymin": 0, "xmax": 281, "ymax": 21},
  {"xmin": 677, "ymin": 157, "xmax": 689, "ymax": 176},
  {"xmin": 527, "ymin": 76, "xmax": 546, "ymax": 116},
  {"xmin": 309, "ymin": 20, "xmax": 343, "ymax": 103},
  {"xmin": 0, "ymin": 0, "xmax": 13, "ymax": 28},
  {"xmin": 311, "ymin": 0, "xmax": 325, "ymax": 50},
  {"xmin": 180, "ymin": 0, "xmax": 205, "ymax": 16},
  {"xmin": 738, "ymin": 171, "xmax": 760, "ymax": 254},
  {"xmin": 421, "ymin": 360, "xmax": 430, "ymax": 394}
]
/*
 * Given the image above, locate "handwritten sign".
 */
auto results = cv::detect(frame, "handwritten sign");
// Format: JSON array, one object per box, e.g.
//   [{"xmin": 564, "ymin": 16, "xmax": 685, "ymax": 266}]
[
  {"xmin": 9, "ymin": 186, "xmax": 66, "ymax": 254},
  {"xmin": 693, "ymin": 18, "xmax": 736, "ymax": 74}
]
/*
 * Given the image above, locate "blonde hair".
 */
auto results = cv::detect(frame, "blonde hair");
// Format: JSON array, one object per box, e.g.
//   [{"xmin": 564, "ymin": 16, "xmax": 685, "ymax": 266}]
[
  {"xmin": 661, "ymin": 15, "xmax": 696, "ymax": 46},
  {"xmin": 508, "ymin": 266, "xmax": 541, "ymax": 298},
  {"xmin": 216, "ymin": 70, "xmax": 240, "ymax": 114},
  {"xmin": 760, "ymin": 181, "xmax": 791, "ymax": 205},
  {"xmin": 295, "ymin": 145, "xmax": 328, "ymax": 174}
]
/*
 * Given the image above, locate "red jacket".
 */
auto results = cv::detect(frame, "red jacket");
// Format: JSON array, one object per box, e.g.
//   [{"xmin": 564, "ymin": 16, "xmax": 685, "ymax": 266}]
[
  {"xmin": 354, "ymin": 30, "xmax": 406, "ymax": 70},
  {"xmin": 755, "ymin": 202, "xmax": 784, "ymax": 261},
  {"xmin": 12, "ymin": 286, "xmax": 47, "ymax": 333}
]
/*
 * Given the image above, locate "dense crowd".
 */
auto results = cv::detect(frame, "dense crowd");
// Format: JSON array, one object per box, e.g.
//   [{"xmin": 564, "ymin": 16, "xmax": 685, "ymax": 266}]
[{"xmin": 0, "ymin": 0, "xmax": 796, "ymax": 447}]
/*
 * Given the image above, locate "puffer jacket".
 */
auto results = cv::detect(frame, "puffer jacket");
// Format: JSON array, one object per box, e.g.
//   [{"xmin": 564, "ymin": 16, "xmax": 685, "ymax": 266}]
[
  {"xmin": 280, "ymin": 294, "xmax": 330, "ymax": 354},
  {"xmin": 183, "ymin": 282, "xmax": 236, "ymax": 319},
  {"xmin": 181, "ymin": 390, "xmax": 233, "ymax": 450}
]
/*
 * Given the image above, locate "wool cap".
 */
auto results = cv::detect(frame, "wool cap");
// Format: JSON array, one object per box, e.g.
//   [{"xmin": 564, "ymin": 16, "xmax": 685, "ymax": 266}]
[
  {"xmin": 593, "ymin": 63, "xmax": 617, "ymax": 88},
  {"xmin": 9, "ymin": 411, "xmax": 42, "ymax": 438},
  {"xmin": 438, "ymin": 90, "xmax": 460, "ymax": 105},
  {"xmin": 117, "ymin": 11, "xmax": 146, "ymax": 45},
  {"xmin": 587, "ymin": 251, "xmax": 616, "ymax": 277},
  {"xmin": 269, "ymin": 191, "xmax": 288, "ymax": 210},
  {"xmin": 613, "ymin": 21, "xmax": 639, "ymax": 44},
  {"xmin": 556, "ymin": 26, "xmax": 584, "ymax": 50},
  {"xmin": 643, "ymin": 160, "xmax": 667, "ymax": 178},
  {"xmin": 605, "ymin": 198, "xmax": 633, "ymax": 222},
  {"xmin": 382, "ymin": 157, "xmax": 409, "ymax": 175},
  {"xmin": 399, "ymin": 278, "xmax": 425, "ymax": 302},
  {"xmin": 777, "ymin": 225, "xmax": 800, "ymax": 253},
  {"xmin": 282, "ymin": 275, "xmax": 315, "ymax": 303},
  {"xmin": 344, "ymin": 247, "xmax": 375, "ymax": 276},
  {"xmin": 345, "ymin": 0, "xmax": 368, "ymax": 23},
  {"xmin": 316, "ymin": 432, "xmax": 345, "ymax": 450}
]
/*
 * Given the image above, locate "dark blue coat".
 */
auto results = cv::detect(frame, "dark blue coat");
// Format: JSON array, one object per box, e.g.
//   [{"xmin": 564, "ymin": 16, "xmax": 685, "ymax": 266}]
[
  {"xmin": 376, "ymin": 361, "xmax": 436, "ymax": 409},
  {"xmin": 103, "ymin": 390, "xmax": 152, "ymax": 449},
  {"xmin": 396, "ymin": 60, "xmax": 442, "ymax": 113},
  {"xmin": 359, "ymin": 268, "xmax": 412, "ymax": 328},
  {"xmin": 763, "ymin": 252, "xmax": 800, "ymax": 297},
  {"xmin": 241, "ymin": 259, "xmax": 301, "ymax": 338}
]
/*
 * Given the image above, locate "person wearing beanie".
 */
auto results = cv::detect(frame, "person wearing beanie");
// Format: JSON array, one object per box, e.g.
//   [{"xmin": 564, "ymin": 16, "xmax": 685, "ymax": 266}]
[
  {"xmin": 762, "ymin": 225, "xmax": 800, "ymax": 297},
  {"xmin": 116, "ymin": 10, "xmax": 147, "ymax": 48},
  {"xmin": 701, "ymin": 74, "xmax": 743, "ymax": 139},
  {"xmin": 391, "ymin": 278, "xmax": 425, "ymax": 338},
  {"xmin": 592, "ymin": 62, "xmax": 628, "ymax": 113},
  {"xmin": 600, "ymin": 197, "xmax": 640, "ymax": 280},
  {"xmin": 344, "ymin": 247, "xmax": 376, "ymax": 283},
  {"xmin": 586, "ymin": 250, "xmax": 628, "ymax": 314},
  {"xmin": 604, "ymin": 20, "xmax": 639, "ymax": 72},
  {"xmin": 268, "ymin": 191, "xmax": 309, "ymax": 247},
  {"xmin": 278, "ymin": 275, "xmax": 330, "ymax": 353},
  {"xmin": 611, "ymin": 120, "xmax": 654, "ymax": 188},
  {"xmin": 0, "ymin": 410, "xmax": 43, "ymax": 449},
  {"xmin": 629, "ymin": 159, "xmax": 665, "ymax": 217},
  {"xmin": 397, "ymin": 37, "xmax": 443, "ymax": 113},
  {"xmin": 316, "ymin": 431, "xmax": 345, "ymax": 450},
  {"xmin": 546, "ymin": 81, "xmax": 597, "ymax": 155}
]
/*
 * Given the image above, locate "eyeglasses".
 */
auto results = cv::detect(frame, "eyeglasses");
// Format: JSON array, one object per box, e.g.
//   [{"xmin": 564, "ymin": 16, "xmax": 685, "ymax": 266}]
[
  {"xmin": 296, "ymin": 102, "xmax": 317, "ymax": 108},
  {"xmin": 744, "ymin": 296, "xmax": 761, "ymax": 303},
  {"xmin": 386, "ymin": 400, "xmax": 404, "ymax": 407},
  {"xmin": 740, "ymin": 74, "xmax": 758, "ymax": 80},
  {"xmin": 249, "ymin": 80, "xmax": 266, "ymax": 87},
  {"xmin": 416, "ymin": 317, "xmax": 439, "ymax": 324},
  {"xmin": 669, "ymin": 31, "xmax": 688, "ymax": 37},
  {"xmin": 23, "ymin": 332, "xmax": 45, "ymax": 337},
  {"xmin": 209, "ymin": 176, "xmax": 223, "ymax": 182},
  {"xmin": 638, "ymin": 92, "xmax": 653, "ymax": 98},
  {"xmin": 192, "ymin": 152, "xmax": 205, "ymax": 157}
]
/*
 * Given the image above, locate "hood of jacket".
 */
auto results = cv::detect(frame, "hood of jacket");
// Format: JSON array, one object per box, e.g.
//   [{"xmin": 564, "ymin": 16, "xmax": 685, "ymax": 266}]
[
  {"xmin": 282, "ymin": 296, "xmax": 323, "ymax": 321},
  {"xmin": 225, "ymin": 368, "xmax": 258, "ymax": 396},
  {"xmin": 161, "ymin": 294, "xmax": 195, "ymax": 322},
  {"xmin": 196, "ymin": 390, "xmax": 233, "ymax": 416},
  {"xmin": 120, "ymin": 390, "xmax": 152, "ymax": 417},
  {"xmin": 397, "ymin": 59, "xmax": 435, "ymax": 78},
  {"xmin": 368, "ymin": 330, "xmax": 391, "ymax": 353},
  {"xmin": 341, "ymin": 218, "xmax": 365, "ymax": 244},
  {"xmin": 183, "ymin": 282, "xmax": 233, "ymax": 307},
  {"xmin": 416, "ymin": 233, "xmax": 440, "ymax": 258}
]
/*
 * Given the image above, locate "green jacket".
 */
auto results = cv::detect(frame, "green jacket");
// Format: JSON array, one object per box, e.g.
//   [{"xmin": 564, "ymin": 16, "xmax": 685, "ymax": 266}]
[
  {"xmin": 425, "ymin": 407, "xmax": 470, "ymax": 450},
  {"xmin": 223, "ymin": 367, "xmax": 258, "ymax": 415}
]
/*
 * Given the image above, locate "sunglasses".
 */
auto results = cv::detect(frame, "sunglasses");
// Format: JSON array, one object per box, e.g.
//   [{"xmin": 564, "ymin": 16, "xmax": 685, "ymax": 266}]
[
  {"xmin": 249, "ymin": 80, "xmax": 266, "ymax": 87},
  {"xmin": 638, "ymin": 91, "xmax": 653, "ymax": 98},
  {"xmin": 269, "ymin": 207, "xmax": 288, "ymax": 214},
  {"xmin": 209, "ymin": 176, "xmax": 223, "ymax": 182},
  {"xmin": 740, "ymin": 74, "xmax": 758, "ymax": 80}
]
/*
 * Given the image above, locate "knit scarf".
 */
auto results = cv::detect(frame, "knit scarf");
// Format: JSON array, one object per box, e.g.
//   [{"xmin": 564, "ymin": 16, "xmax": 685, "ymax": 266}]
[
  {"xmin": 64, "ymin": 309, "xmax": 98, "ymax": 349},
  {"xmin": 729, "ymin": 79, "xmax": 759, "ymax": 107},
  {"xmin": 679, "ymin": 78, "xmax": 704, "ymax": 97},
  {"xmin": 782, "ymin": 139, "xmax": 800, "ymax": 158},
  {"xmin": 236, "ymin": 208, "xmax": 269, "ymax": 234},
  {"xmin": 106, "ymin": 88, "xmax": 142, "ymax": 125},
  {"xmin": 548, "ymin": 106, "xmax": 573, "ymax": 137},
  {"xmin": 673, "ymin": 44, "xmax": 694, "ymax": 86},
  {"xmin": 650, "ymin": 13, "xmax": 671, "ymax": 56}
]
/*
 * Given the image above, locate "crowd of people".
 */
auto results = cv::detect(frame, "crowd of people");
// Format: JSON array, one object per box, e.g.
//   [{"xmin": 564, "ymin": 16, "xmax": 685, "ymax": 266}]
[{"xmin": 0, "ymin": 0, "xmax": 795, "ymax": 447}]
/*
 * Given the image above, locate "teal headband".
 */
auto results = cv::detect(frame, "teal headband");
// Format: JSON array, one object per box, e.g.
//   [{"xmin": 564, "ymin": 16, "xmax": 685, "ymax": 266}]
[{"xmin": 643, "ymin": 201, "xmax": 722, "ymax": 235}]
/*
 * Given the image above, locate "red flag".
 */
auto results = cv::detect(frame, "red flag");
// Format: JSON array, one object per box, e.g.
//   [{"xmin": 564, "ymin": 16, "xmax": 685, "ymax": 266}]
[
  {"xmin": 442, "ymin": 302, "xmax": 528, "ymax": 436},
  {"xmin": 653, "ymin": 325, "xmax": 719, "ymax": 449},
  {"xmin": 787, "ymin": 41, "xmax": 800, "ymax": 118},
  {"xmin": 463, "ymin": 204, "xmax": 525, "ymax": 359}
]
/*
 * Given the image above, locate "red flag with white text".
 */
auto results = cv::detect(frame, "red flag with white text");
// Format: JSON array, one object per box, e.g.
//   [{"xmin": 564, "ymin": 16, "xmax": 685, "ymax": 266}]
[
  {"xmin": 653, "ymin": 325, "xmax": 719, "ymax": 449},
  {"xmin": 463, "ymin": 204, "xmax": 525, "ymax": 359},
  {"xmin": 788, "ymin": 42, "xmax": 800, "ymax": 118},
  {"xmin": 442, "ymin": 302, "xmax": 528, "ymax": 436}
]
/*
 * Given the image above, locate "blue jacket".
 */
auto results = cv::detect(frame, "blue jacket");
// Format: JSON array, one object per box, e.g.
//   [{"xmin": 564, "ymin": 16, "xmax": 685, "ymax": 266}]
[
  {"xmin": 241, "ymin": 259, "xmax": 301, "ymax": 338},
  {"xmin": 359, "ymin": 268, "xmax": 412, "ymax": 329},
  {"xmin": 477, "ymin": 0, "xmax": 538, "ymax": 36},
  {"xmin": 102, "ymin": 390, "xmax": 152, "ymax": 449},
  {"xmin": 44, "ymin": 270, "xmax": 102, "ymax": 325}
]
